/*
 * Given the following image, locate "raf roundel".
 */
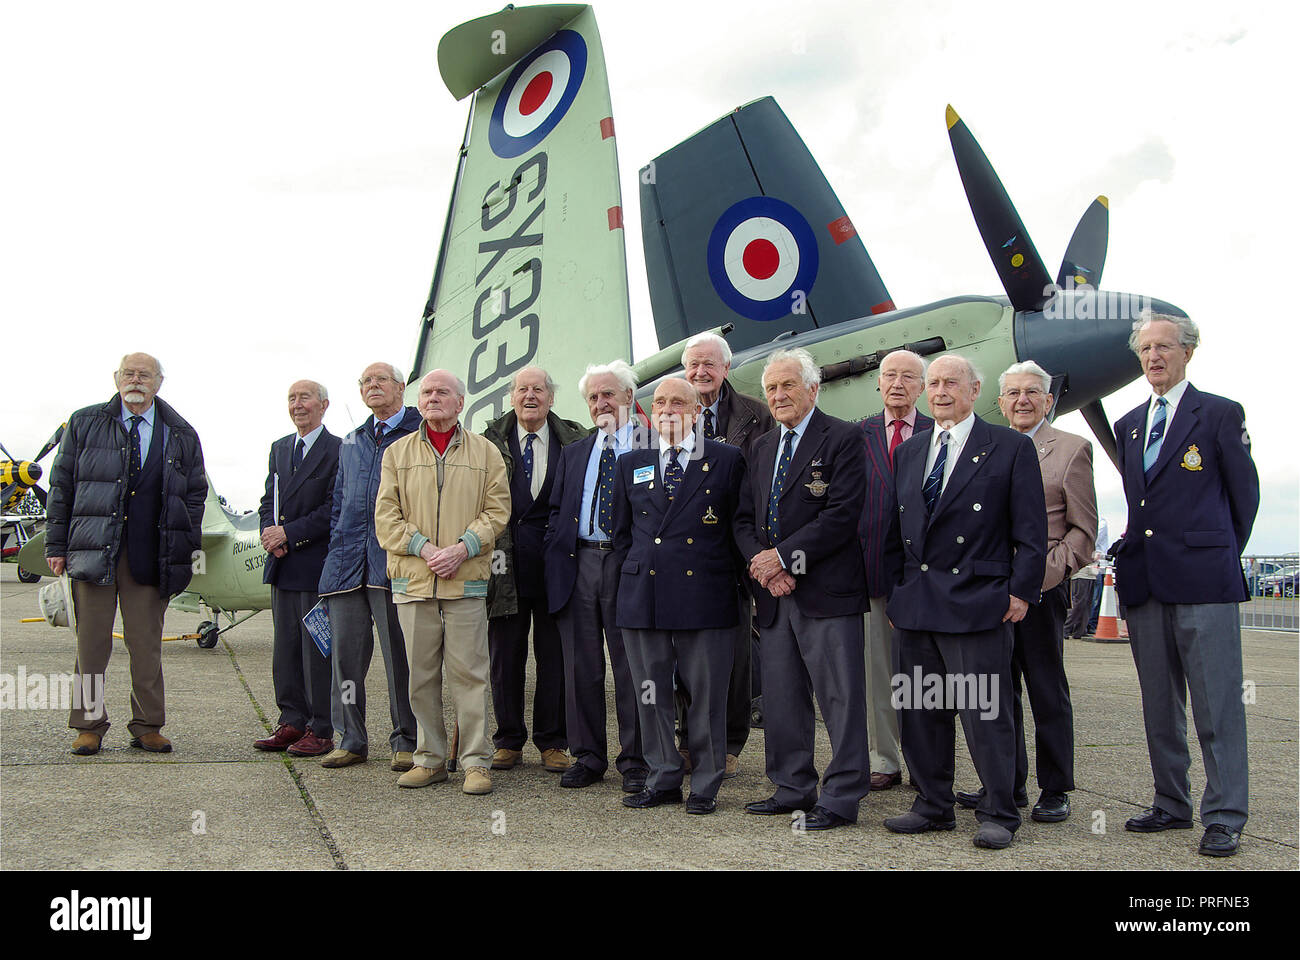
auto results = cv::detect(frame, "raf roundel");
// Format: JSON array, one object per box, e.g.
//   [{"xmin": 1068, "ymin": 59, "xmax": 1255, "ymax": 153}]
[
  {"xmin": 488, "ymin": 29, "xmax": 587, "ymax": 159},
  {"xmin": 706, "ymin": 196, "xmax": 819, "ymax": 322}
]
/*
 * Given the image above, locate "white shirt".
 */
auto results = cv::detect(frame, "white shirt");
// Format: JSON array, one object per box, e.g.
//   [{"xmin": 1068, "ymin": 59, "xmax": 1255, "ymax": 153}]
[
  {"xmin": 658, "ymin": 430, "xmax": 697, "ymax": 478},
  {"xmin": 295, "ymin": 423, "xmax": 325, "ymax": 460},
  {"xmin": 1144, "ymin": 378, "xmax": 1190, "ymax": 444},
  {"xmin": 771, "ymin": 406, "xmax": 816, "ymax": 489},
  {"xmin": 924, "ymin": 412, "xmax": 976, "ymax": 494},
  {"xmin": 1026, "ymin": 418, "xmax": 1046, "ymax": 440},
  {"xmin": 517, "ymin": 420, "xmax": 550, "ymax": 500}
]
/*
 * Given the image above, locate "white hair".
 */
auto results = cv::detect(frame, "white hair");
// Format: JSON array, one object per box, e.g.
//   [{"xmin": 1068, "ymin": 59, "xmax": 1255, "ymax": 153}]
[
  {"xmin": 881, "ymin": 349, "xmax": 927, "ymax": 376},
  {"xmin": 763, "ymin": 348, "xmax": 820, "ymax": 390},
  {"xmin": 1129, "ymin": 310, "xmax": 1199, "ymax": 354},
  {"xmin": 929, "ymin": 354, "xmax": 982, "ymax": 388},
  {"xmin": 998, "ymin": 360, "xmax": 1051, "ymax": 395},
  {"xmin": 513, "ymin": 365, "xmax": 557, "ymax": 396},
  {"xmin": 682, "ymin": 331, "xmax": 732, "ymax": 366},
  {"xmin": 578, "ymin": 359, "xmax": 637, "ymax": 397}
]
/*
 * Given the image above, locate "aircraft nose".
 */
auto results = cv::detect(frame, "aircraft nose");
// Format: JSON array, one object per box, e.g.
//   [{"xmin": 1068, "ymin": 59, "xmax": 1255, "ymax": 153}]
[{"xmin": 1013, "ymin": 291, "xmax": 1187, "ymax": 415}]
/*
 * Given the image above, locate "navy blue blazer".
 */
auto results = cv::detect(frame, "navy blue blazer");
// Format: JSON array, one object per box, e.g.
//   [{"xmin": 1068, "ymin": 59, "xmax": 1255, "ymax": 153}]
[
  {"xmin": 1112, "ymin": 383, "xmax": 1258, "ymax": 606},
  {"xmin": 543, "ymin": 422, "xmax": 651, "ymax": 614},
  {"xmin": 884, "ymin": 416, "xmax": 1047, "ymax": 633},
  {"xmin": 612, "ymin": 439, "xmax": 746, "ymax": 631},
  {"xmin": 733, "ymin": 407, "xmax": 870, "ymax": 628},
  {"xmin": 258, "ymin": 428, "xmax": 341, "ymax": 592},
  {"xmin": 859, "ymin": 410, "xmax": 933, "ymax": 598}
]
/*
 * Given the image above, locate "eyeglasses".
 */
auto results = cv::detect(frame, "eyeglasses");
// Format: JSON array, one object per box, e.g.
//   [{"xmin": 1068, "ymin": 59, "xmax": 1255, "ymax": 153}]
[
  {"xmin": 118, "ymin": 369, "xmax": 157, "ymax": 382},
  {"xmin": 359, "ymin": 375, "xmax": 396, "ymax": 387},
  {"xmin": 1001, "ymin": 388, "xmax": 1045, "ymax": 400}
]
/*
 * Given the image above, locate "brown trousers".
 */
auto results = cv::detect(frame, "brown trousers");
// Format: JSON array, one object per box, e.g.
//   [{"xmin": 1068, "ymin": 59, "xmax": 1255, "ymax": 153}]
[{"xmin": 69, "ymin": 549, "xmax": 166, "ymax": 737}]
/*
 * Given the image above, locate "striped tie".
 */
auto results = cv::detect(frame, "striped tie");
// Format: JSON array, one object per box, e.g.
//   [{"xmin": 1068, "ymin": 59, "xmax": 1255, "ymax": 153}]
[
  {"xmin": 766, "ymin": 430, "xmax": 796, "ymax": 542},
  {"xmin": 1143, "ymin": 397, "xmax": 1167, "ymax": 476},
  {"xmin": 923, "ymin": 430, "xmax": 950, "ymax": 514}
]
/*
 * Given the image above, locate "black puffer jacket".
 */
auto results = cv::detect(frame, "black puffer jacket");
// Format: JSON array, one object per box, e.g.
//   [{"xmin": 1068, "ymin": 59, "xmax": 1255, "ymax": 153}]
[{"xmin": 45, "ymin": 394, "xmax": 207, "ymax": 598}]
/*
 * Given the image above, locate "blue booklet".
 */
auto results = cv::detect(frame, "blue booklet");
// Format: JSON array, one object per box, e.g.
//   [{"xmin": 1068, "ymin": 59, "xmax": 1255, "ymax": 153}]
[{"xmin": 302, "ymin": 599, "xmax": 331, "ymax": 657}]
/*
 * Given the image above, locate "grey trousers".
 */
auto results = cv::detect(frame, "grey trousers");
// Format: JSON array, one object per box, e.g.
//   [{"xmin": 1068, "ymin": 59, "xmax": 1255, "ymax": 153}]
[
  {"xmin": 271, "ymin": 586, "xmax": 333, "ymax": 737},
  {"xmin": 1126, "ymin": 599, "xmax": 1249, "ymax": 832},
  {"xmin": 625, "ymin": 626, "xmax": 733, "ymax": 799},
  {"xmin": 328, "ymin": 587, "xmax": 416, "ymax": 755},
  {"xmin": 760, "ymin": 597, "xmax": 870, "ymax": 822},
  {"xmin": 675, "ymin": 584, "xmax": 752, "ymax": 756},
  {"xmin": 865, "ymin": 598, "xmax": 902, "ymax": 775}
]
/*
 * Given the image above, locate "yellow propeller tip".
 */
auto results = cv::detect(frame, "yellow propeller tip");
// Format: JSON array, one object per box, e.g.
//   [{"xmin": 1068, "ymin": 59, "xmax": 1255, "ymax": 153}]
[
  {"xmin": 1097, "ymin": 195, "xmax": 1109, "ymax": 209},
  {"xmin": 945, "ymin": 105, "xmax": 960, "ymax": 130}
]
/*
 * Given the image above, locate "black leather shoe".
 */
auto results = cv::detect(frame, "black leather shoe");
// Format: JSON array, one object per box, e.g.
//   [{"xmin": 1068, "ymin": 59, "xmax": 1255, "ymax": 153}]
[
  {"xmin": 621, "ymin": 767, "xmax": 649, "ymax": 793},
  {"xmin": 1031, "ymin": 790, "xmax": 1071, "ymax": 823},
  {"xmin": 955, "ymin": 787, "xmax": 1028, "ymax": 809},
  {"xmin": 884, "ymin": 811, "xmax": 957, "ymax": 834},
  {"xmin": 560, "ymin": 763, "xmax": 603, "ymax": 789},
  {"xmin": 685, "ymin": 794, "xmax": 716, "ymax": 815},
  {"xmin": 1125, "ymin": 806, "xmax": 1194, "ymax": 833},
  {"xmin": 622, "ymin": 787, "xmax": 682, "ymax": 808},
  {"xmin": 744, "ymin": 795, "xmax": 816, "ymax": 816},
  {"xmin": 1198, "ymin": 824, "xmax": 1241, "ymax": 857},
  {"xmin": 801, "ymin": 805, "xmax": 852, "ymax": 831}
]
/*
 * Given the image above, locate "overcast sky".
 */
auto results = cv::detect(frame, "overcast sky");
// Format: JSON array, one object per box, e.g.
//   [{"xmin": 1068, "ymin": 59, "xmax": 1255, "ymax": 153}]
[{"xmin": 3, "ymin": 0, "xmax": 1295, "ymax": 552}]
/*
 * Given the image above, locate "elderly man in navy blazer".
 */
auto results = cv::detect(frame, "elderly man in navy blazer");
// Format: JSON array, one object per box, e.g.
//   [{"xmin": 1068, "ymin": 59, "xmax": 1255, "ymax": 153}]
[
  {"xmin": 543, "ymin": 360, "xmax": 647, "ymax": 792},
  {"xmin": 614, "ymin": 377, "xmax": 746, "ymax": 814},
  {"xmin": 1113, "ymin": 312, "xmax": 1258, "ymax": 857},
  {"xmin": 255, "ymin": 380, "xmax": 342, "ymax": 758},
  {"xmin": 882, "ymin": 355, "xmax": 1046, "ymax": 849},
  {"xmin": 859, "ymin": 349, "xmax": 933, "ymax": 790},
  {"xmin": 733, "ymin": 347, "xmax": 871, "ymax": 831}
]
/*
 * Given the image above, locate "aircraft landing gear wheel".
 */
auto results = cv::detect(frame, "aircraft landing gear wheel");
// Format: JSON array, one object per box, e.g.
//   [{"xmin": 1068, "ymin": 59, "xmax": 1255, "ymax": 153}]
[
  {"xmin": 197, "ymin": 621, "xmax": 220, "ymax": 649},
  {"xmin": 17, "ymin": 567, "xmax": 41, "ymax": 584}
]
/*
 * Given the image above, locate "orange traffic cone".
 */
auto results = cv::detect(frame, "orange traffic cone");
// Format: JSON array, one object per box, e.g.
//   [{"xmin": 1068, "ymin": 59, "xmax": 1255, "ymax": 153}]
[{"xmin": 1095, "ymin": 569, "xmax": 1121, "ymax": 640}]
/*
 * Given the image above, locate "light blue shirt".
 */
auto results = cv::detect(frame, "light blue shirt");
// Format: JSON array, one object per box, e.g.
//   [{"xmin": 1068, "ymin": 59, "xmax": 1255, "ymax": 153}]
[
  {"xmin": 770, "ymin": 406, "xmax": 816, "ymax": 489},
  {"xmin": 580, "ymin": 420, "xmax": 637, "ymax": 541},
  {"xmin": 121, "ymin": 404, "xmax": 156, "ymax": 467},
  {"xmin": 295, "ymin": 423, "xmax": 326, "ymax": 460},
  {"xmin": 375, "ymin": 409, "xmax": 406, "ymax": 436}
]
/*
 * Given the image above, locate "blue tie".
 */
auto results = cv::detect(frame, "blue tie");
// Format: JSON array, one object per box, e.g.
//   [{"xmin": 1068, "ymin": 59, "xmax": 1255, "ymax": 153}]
[
  {"xmin": 703, "ymin": 408, "xmax": 717, "ymax": 441},
  {"xmin": 127, "ymin": 415, "xmax": 143, "ymax": 479},
  {"xmin": 522, "ymin": 433, "xmax": 537, "ymax": 487},
  {"xmin": 664, "ymin": 446, "xmax": 684, "ymax": 500},
  {"xmin": 590, "ymin": 435, "xmax": 615, "ymax": 537},
  {"xmin": 923, "ymin": 430, "xmax": 950, "ymax": 514},
  {"xmin": 766, "ymin": 430, "xmax": 796, "ymax": 542},
  {"xmin": 1143, "ymin": 398, "xmax": 1167, "ymax": 476},
  {"xmin": 291, "ymin": 437, "xmax": 304, "ymax": 474}
]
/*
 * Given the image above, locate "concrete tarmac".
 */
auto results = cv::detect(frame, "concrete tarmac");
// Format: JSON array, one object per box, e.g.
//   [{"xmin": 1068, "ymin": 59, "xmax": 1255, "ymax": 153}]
[{"xmin": 1, "ymin": 565, "xmax": 1295, "ymax": 870}]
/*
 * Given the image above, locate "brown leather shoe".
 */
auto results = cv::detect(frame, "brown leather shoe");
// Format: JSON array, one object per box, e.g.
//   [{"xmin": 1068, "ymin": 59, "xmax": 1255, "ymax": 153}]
[
  {"xmin": 678, "ymin": 747, "xmax": 692, "ymax": 772},
  {"xmin": 723, "ymin": 754, "xmax": 739, "ymax": 779},
  {"xmin": 254, "ymin": 724, "xmax": 304, "ymax": 752},
  {"xmin": 287, "ymin": 729, "xmax": 333, "ymax": 757},
  {"xmin": 541, "ymin": 748, "xmax": 572, "ymax": 772},
  {"xmin": 130, "ymin": 732, "xmax": 173, "ymax": 753},
  {"xmin": 491, "ymin": 748, "xmax": 523, "ymax": 770},
  {"xmin": 871, "ymin": 770, "xmax": 903, "ymax": 790},
  {"xmin": 71, "ymin": 732, "xmax": 101, "ymax": 756}
]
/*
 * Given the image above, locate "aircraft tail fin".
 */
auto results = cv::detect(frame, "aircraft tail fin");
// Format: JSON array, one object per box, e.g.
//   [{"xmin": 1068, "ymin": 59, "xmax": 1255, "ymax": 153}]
[{"xmin": 639, "ymin": 96, "xmax": 893, "ymax": 354}]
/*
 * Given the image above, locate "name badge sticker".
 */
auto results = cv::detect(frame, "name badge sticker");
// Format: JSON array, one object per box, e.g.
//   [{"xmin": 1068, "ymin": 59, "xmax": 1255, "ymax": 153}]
[{"xmin": 633, "ymin": 465, "xmax": 655, "ymax": 485}]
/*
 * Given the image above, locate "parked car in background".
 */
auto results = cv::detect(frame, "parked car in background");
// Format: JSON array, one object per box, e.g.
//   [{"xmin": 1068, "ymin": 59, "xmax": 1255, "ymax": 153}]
[{"xmin": 1257, "ymin": 564, "xmax": 1299, "ymax": 598}]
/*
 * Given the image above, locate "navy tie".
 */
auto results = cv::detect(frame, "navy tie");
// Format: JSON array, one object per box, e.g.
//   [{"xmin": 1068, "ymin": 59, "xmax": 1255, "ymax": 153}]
[
  {"xmin": 923, "ymin": 430, "xmax": 950, "ymax": 514},
  {"xmin": 1143, "ymin": 397, "xmax": 1167, "ymax": 476},
  {"xmin": 127, "ymin": 415, "xmax": 143, "ymax": 479},
  {"xmin": 292, "ymin": 437, "xmax": 304, "ymax": 474},
  {"xmin": 590, "ymin": 435, "xmax": 616, "ymax": 537},
  {"xmin": 766, "ymin": 430, "xmax": 796, "ymax": 542},
  {"xmin": 522, "ymin": 432, "xmax": 537, "ymax": 486},
  {"xmin": 703, "ymin": 408, "xmax": 717, "ymax": 441},
  {"xmin": 664, "ymin": 446, "xmax": 684, "ymax": 500}
]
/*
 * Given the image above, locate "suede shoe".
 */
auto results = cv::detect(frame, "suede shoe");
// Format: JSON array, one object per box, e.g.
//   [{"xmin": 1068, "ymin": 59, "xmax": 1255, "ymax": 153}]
[
  {"xmin": 540, "ymin": 748, "xmax": 571, "ymax": 772},
  {"xmin": 71, "ymin": 732, "xmax": 101, "ymax": 756},
  {"xmin": 802, "ymin": 806, "xmax": 852, "ymax": 831},
  {"xmin": 390, "ymin": 751, "xmax": 414, "ymax": 773},
  {"xmin": 130, "ymin": 732, "xmax": 172, "ymax": 753},
  {"xmin": 622, "ymin": 787, "xmax": 683, "ymax": 808},
  {"xmin": 622, "ymin": 767, "xmax": 649, "ymax": 794},
  {"xmin": 685, "ymin": 794, "xmax": 717, "ymax": 814},
  {"xmin": 1198, "ymin": 824, "xmax": 1241, "ymax": 857},
  {"xmin": 972, "ymin": 822, "xmax": 1015, "ymax": 849},
  {"xmin": 1125, "ymin": 806, "xmax": 1193, "ymax": 833},
  {"xmin": 491, "ymin": 748, "xmax": 522, "ymax": 770},
  {"xmin": 321, "ymin": 749, "xmax": 366, "ymax": 768},
  {"xmin": 871, "ymin": 770, "xmax": 903, "ymax": 790},
  {"xmin": 463, "ymin": 767, "xmax": 493, "ymax": 795},
  {"xmin": 723, "ymin": 754, "xmax": 739, "ymax": 779},
  {"xmin": 884, "ymin": 811, "xmax": 957, "ymax": 834},
  {"xmin": 561, "ymin": 763, "xmax": 603, "ymax": 788},
  {"xmin": 397, "ymin": 764, "xmax": 448, "ymax": 788},
  {"xmin": 254, "ymin": 724, "xmax": 304, "ymax": 752},
  {"xmin": 1031, "ymin": 790, "xmax": 1070, "ymax": 823},
  {"xmin": 745, "ymin": 795, "xmax": 816, "ymax": 816},
  {"xmin": 287, "ymin": 729, "xmax": 333, "ymax": 757}
]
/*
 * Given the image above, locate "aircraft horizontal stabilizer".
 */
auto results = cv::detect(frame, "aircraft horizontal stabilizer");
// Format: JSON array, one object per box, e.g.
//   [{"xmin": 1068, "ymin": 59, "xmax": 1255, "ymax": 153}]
[{"xmin": 438, "ymin": 4, "xmax": 589, "ymax": 100}]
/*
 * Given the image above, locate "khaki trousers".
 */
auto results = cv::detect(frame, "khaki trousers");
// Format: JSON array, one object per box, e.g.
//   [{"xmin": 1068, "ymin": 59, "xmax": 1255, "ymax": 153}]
[
  {"xmin": 397, "ymin": 596, "xmax": 491, "ymax": 771},
  {"xmin": 69, "ymin": 550, "xmax": 166, "ymax": 737}
]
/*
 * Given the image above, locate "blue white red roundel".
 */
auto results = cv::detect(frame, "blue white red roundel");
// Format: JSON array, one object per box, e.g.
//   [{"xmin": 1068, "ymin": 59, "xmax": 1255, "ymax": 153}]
[
  {"xmin": 706, "ymin": 197, "xmax": 818, "ymax": 321},
  {"xmin": 488, "ymin": 29, "xmax": 587, "ymax": 159}
]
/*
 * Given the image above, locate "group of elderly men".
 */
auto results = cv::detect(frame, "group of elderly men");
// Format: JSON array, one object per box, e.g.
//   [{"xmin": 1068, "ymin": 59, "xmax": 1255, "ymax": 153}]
[{"xmin": 46, "ymin": 308, "xmax": 1258, "ymax": 854}]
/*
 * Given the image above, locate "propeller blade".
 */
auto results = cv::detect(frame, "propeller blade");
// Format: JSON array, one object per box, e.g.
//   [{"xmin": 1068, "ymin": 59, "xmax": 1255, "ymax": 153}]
[
  {"xmin": 1080, "ymin": 398, "xmax": 1120, "ymax": 472},
  {"xmin": 32, "ymin": 483, "xmax": 48, "ymax": 508},
  {"xmin": 946, "ymin": 105, "xmax": 1053, "ymax": 313},
  {"xmin": 0, "ymin": 441, "xmax": 14, "ymax": 461},
  {"xmin": 34, "ymin": 423, "xmax": 65, "ymax": 463},
  {"xmin": 1056, "ymin": 196, "xmax": 1109, "ymax": 290}
]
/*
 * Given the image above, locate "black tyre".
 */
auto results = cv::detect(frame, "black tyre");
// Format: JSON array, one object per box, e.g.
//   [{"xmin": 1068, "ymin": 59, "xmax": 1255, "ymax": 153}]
[
  {"xmin": 17, "ymin": 567, "xmax": 41, "ymax": 584},
  {"xmin": 197, "ymin": 621, "xmax": 220, "ymax": 649}
]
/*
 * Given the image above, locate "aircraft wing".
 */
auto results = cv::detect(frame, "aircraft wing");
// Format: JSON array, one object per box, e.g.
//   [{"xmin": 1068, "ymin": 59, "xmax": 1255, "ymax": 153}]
[{"xmin": 411, "ymin": 4, "xmax": 631, "ymax": 430}]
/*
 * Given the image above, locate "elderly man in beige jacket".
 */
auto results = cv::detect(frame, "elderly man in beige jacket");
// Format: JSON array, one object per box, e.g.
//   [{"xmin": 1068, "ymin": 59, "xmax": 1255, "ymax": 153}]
[{"xmin": 375, "ymin": 369, "xmax": 510, "ymax": 795}]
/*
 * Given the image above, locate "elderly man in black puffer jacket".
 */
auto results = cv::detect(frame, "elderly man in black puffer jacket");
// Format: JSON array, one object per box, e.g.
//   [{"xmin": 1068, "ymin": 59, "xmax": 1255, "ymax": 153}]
[{"xmin": 45, "ymin": 352, "xmax": 207, "ymax": 756}]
